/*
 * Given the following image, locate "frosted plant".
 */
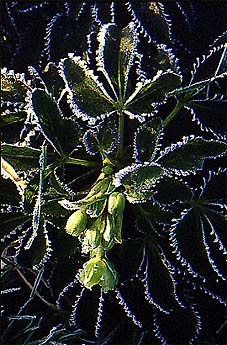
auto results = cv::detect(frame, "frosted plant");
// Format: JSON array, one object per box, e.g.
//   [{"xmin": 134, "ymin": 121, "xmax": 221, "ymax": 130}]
[{"xmin": 1, "ymin": 3, "xmax": 226, "ymax": 344}]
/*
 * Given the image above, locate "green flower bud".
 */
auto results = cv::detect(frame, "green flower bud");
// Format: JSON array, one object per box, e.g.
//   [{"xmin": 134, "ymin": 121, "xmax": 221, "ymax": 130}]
[
  {"xmin": 65, "ymin": 209, "xmax": 87, "ymax": 236},
  {"xmin": 85, "ymin": 176, "xmax": 111, "ymax": 200},
  {"xmin": 107, "ymin": 192, "xmax": 125, "ymax": 215},
  {"xmin": 103, "ymin": 214, "xmax": 113, "ymax": 243},
  {"xmin": 81, "ymin": 228, "xmax": 101, "ymax": 253},
  {"xmin": 77, "ymin": 255, "xmax": 118, "ymax": 292}
]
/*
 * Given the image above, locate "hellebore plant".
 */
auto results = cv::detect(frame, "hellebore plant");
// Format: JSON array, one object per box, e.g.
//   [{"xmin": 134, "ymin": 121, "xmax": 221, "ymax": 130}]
[{"xmin": 1, "ymin": 3, "xmax": 227, "ymax": 344}]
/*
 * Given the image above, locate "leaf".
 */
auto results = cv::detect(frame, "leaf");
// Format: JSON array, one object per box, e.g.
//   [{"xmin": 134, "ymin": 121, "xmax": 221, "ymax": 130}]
[
  {"xmin": 1, "ymin": 213, "xmax": 30, "ymax": 241},
  {"xmin": 201, "ymin": 169, "xmax": 227, "ymax": 205},
  {"xmin": 170, "ymin": 207, "xmax": 226, "ymax": 281},
  {"xmin": 96, "ymin": 23, "xmax": 120, "ymax": 99},
  {"xmin": 23, "ymin": 173, "xmax": 40, "ymax": 212},
  {"xmin": 60, "ymin": 56, "xmax": 114, "ymax": 120},
  {"xmin": 127, "ymin": 2, "xmax": 172, "ymax": 45},
  {"xmin": 133, "ymin": 117, "xmax": 163, "ymax": 162},
  {"xmin": 137, "ymin": 203, "xmax": 174, "ymax": 226},
  {"xmin": 42, "ymin": 62, "xmax": 65, "ymax": 101},
  {"xmin": 96, "ymin": 22, "xmax": 139, "ymax": 102},
  {"xmin": 60, "ymin": 119, "xmax": 82, "ymax": 154},
  {"xmin": 154, "ymin": 177, "xmax": 193, "ymax": 205},
  {"xmin": 157, "ymin": 137, "xmax": 227, "ymax": 172},
  {"xmin": 111, "ymin": 239, "xmax": 144, "ymax": 281},
  {"xmin": 154, "ymin": 303, "xmax": 202, "ymax": 344},
  {"xmin": 16, "ymin": 222, "xmax": 46, "ymax": 267},
  {"xmin": 114, "ymin": 163, "xmax": 164, "ymax": 203},
  {"xmin": 139, "ymin": 245, "xmax": 180, "ymax": 313},
  {"xmin": 1, "ymin": 68, "xmax": 29, "ymax": 124},
  {"xmin": 83, "ymin": 117, "xmax": 118, "ymax": 156},
  {"xmin": 186, "ymin": 98, "xmax": 227, "ymax": 136},
  {"xmin": 118, "ymin": 22, "xmax": 138, "ymax": 101},
  {"xmin": 32, "ymin": 89, "xmax": 64, "ymax": 155},
  {"xmin": 32, "ymin": 89, "xmax": 82, "ymax": 155},
  {"xmin": 125, "ymin": 71, "xmax": 182, "ymax": 114},
  {"xmin": 2, "ymin": 144, "xmax": 40, "ymax": 170}
]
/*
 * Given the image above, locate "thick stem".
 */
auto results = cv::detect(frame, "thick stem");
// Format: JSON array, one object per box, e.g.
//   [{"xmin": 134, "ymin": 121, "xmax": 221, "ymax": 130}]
[{"xmin": 163, "ymin": 100, "xmax": 183, "ymax": 128}]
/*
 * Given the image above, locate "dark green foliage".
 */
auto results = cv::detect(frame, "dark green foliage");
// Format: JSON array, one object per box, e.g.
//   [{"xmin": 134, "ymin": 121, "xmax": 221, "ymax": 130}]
[{"xmin": 1, "ymin": 2, "xmax": 226, "ymax": 344}]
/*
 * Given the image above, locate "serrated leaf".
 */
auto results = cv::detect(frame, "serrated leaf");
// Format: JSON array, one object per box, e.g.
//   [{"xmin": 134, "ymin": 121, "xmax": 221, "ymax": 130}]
[
  {"xmin": 125, "ymin": 71, "xmax": 182, "ymax": 114},
  {"xmin": 157, "ymin": 137, "xmax": 227, "ymax": 172},
  {"xmin": 60, "ymin": 119, "xmax": 82, "ymax": 154},
  {"xmin": 32, "ymin": 89, "xmax": 64, "ymax": 155},
  {"xmin": 83, "ymin": 129, "xmax": 99, "ymax": 155},
  {"xmin": 170, "ymin": 208, "xmax": 225, "ymax": 281},
  {"xmin": 60, "ymin": 56, "xmax": 114, "ymax": 119},
  {"xmin": 128, "ymin": 2, "xmax": 172, "ymax": 45},
  {"xmin": 111, "ymin": 239, "xmax": 144, "ymax": 281},
  {"xmin": 200, "ymin": 213, "xmax": 226, "ymax": 279},
  {"xmin": 83, "ymin": 117, "xmax": 118, "ymax": 156},
  {"xmin": 118, "ymin": 22, "xmax": 138, "ymax": 101},
  {"xmin": 154, "ymin": 303, "xmax": 201, "ymax": 344},
  {"xmin": 134, "ymin": 117, "xmax": 163, "ymax": 162},
  {"xmin": 139, "ymin": 245, "xmax": 179, "ymax": 313},
  {"xmin": 114, "ymin": 163, "xmax": 164, "ymax": 203},
  {"xmin": 32, "ymin": 90, "xmax": 81, "ymax": 155},
  {"xmin": 2, "ymin": 144, "xmax": 40, "ymax": 170},
  {"xmin": 42, "ymin": 62, "xmax": 65, "ymax": 100},
  {"xmin": 96, "ymin": 23, "xmax": 120, "ymax": 98},
  {"xmin": 16, "ymin": 223, "xmax": 46, "ymax": 267},
  {"xmin": 201, "ymin": 169, "xmax": 227, "ymax": 206},
  {"xmin": 154, "ymin": 177, "xmax": 193, "ymax": 205},
  {"xmin": 1, "ymin": 213, "xmax": 30, "ymax": 240},
  {"xmin": 137, "ymin": 203, "xmax": 174, "ymax": 225},
  {"xmin": 185, "ymin": 99, "xmax": 227, "ymax": 136}
]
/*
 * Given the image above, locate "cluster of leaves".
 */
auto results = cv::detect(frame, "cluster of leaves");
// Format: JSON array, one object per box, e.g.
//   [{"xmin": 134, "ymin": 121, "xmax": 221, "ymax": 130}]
[{"xmin": 1, "ymin": 2, "xmax": 227, "ymax": 344}]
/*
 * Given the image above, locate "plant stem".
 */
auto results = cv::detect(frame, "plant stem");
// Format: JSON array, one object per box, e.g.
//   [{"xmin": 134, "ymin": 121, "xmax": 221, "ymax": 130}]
[
  {"xmin": 116, "ymin": 111, "xmax": 124, "ymax": 161},
  {"xmin": 64, "ymin": 157, "xmax": 99, "ymax": 167},
  {"xmin": 14, "ymin": 266, "xmax": 59, "ymax": 312},
  {"xmin": 163, "ymin": 100, "xmax": 183, "ymax": 128}
]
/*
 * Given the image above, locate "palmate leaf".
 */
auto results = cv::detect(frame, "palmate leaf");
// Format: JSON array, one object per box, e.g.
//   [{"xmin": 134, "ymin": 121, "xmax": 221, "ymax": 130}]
[
  {"xmin": 96, "ymin": 22, "xmax": 138, "ymax": 102},
  {"xmin": 114, "ymin": 163, "xmax": 164, "ymax": 203},
  {"xmin": 133, "ymin": 117, "xmax": 163, "ymax": 162},
  {"xmin": 157, "ymin": 136, "xmax": 227, "ymax": 172},
  {"xmin": 170, "ymin": 170, "xmax": 227, "ymax": 281}
]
